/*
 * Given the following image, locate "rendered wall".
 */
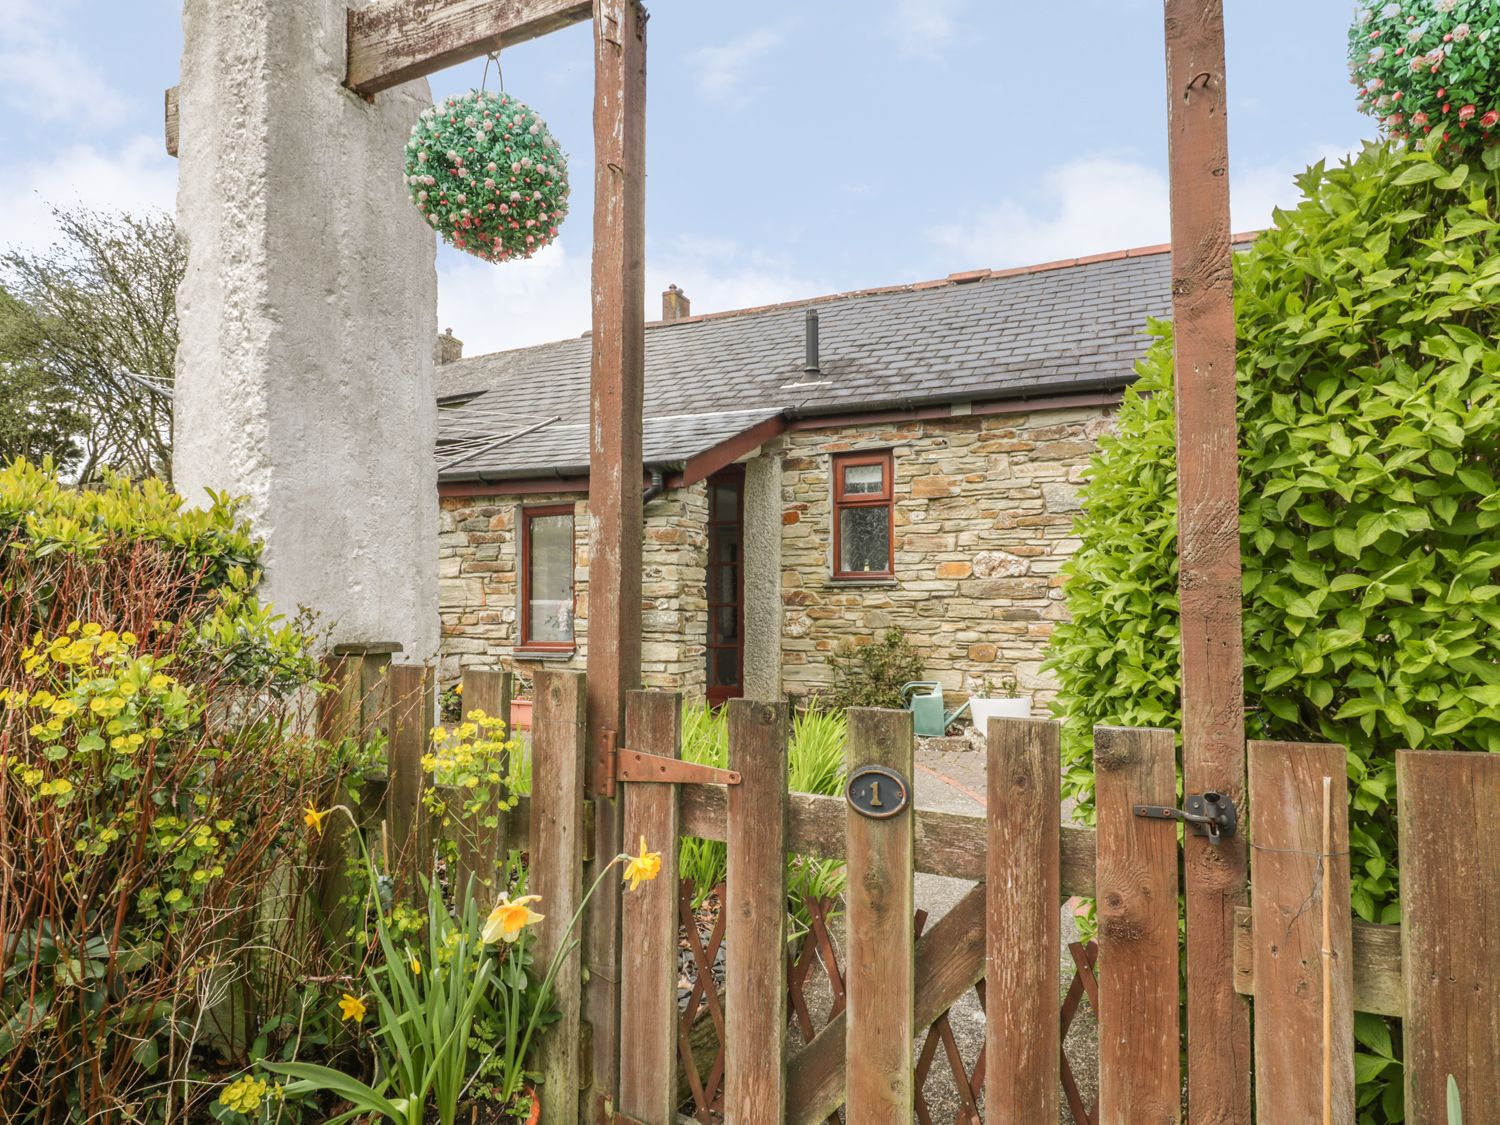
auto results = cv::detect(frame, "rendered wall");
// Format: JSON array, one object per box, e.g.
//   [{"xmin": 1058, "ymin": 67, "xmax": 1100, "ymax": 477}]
[{"xmin": 174, "ymin": 0, "xmax": 439, "ymax": 660}]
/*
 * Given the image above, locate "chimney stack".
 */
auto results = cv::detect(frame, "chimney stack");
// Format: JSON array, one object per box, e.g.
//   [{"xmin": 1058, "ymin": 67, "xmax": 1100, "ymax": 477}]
[
  {"xmin": 662, "ymin": 284, "xmax": 691, "ymax": 322},
  {"xmin": 434, "ymin": 328, "xmax": 463, "ymax": 365}
]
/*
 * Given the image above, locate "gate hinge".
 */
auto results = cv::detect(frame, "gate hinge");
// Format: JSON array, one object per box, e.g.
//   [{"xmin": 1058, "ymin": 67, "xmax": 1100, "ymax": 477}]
[
  {"xmin": 1134, "ymin": 791, "xmax": 1238, "ymax": 844},
  {"xmin": 596, "ymin": 729, "xmax": 741, "ymax": 798}
]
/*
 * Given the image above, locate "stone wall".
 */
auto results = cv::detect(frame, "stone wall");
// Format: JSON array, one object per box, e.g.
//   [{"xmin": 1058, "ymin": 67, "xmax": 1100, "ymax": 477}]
[
  {"xmin": 436, "ymin": 403, "xmax": 1112, "ymax": 707},
  {"xmin": 769, "ymin": 404, "xmax": 1114, "ymax": 708},
  {"xmin": 438, "ymin": 483, "xmax": 708, "ymax": 694}
]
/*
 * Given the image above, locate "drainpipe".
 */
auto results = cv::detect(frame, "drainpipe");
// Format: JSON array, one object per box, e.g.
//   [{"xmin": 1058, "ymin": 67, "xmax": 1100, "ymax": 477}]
[{"xmin": 642, "ymin": 468, "xmax": 666, "ymax": 506}]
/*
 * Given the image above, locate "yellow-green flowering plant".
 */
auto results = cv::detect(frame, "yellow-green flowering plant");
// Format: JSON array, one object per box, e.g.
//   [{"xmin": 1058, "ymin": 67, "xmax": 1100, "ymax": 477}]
[{"xmin": 422, "ymin": 711, "xmax": 524, "ymax": 889}]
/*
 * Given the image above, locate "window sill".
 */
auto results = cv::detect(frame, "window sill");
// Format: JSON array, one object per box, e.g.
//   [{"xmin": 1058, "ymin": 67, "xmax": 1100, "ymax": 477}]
[
  {"xmin": 828, "ymin": 576, "xmax": 898, "ymax": 587},
  {"xmin": 514, "ymin": 648, "xmax": 578, "ymax": 661}
]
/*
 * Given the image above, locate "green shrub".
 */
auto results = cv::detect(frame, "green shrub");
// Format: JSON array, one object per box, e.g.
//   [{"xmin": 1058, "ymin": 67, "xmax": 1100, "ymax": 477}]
[
  {"xmin": 1046, "ymin": 143, "xmax": 1500, "ymax": 1123},
  {"xmin": 828, "ymin": 627, "xmax": 924, "ymax": 710},
  {"xmin": 0, "ymin": 460, "xmax": 334, "ymax": 1120}
]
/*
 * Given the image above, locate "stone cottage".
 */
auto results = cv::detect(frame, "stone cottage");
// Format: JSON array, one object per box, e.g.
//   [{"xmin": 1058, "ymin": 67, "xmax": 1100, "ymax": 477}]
[{"xmin": 435, "ymin": 241, "xmax": 1181, "ymax": 708}]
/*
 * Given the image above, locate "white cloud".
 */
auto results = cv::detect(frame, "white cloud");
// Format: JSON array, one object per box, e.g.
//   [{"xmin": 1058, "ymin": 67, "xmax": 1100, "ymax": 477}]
[
  {"xmin": 0, "ymin": 0, "xmax": 127, "ymax": 127},
  {"xmin": 891, "ymin": 0, "xmax": 960, "ymax": 60},
  {"xmin": 436, "ymin": 234, "xmax": 832, "ymax": 357},
  {"xmin": 927, "ymin": 146, "xmax": 1356, "ymax": 270},
  {"xmin": 0, "ymin": 135, "xmax": 178, "ymax": 254},
  {"xmin": 687, "ymin": 28, "xmax": 783, "ymax": 109}
]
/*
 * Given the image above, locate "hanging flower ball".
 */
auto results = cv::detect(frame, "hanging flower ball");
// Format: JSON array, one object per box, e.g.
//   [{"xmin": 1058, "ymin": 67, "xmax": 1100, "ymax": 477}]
[
  {"xmin": 403, "ymin": 90, "xmax": 570, "ymax": 263},
  {"xmin": 1349, "ymin": 1, "xmax": 1500, "ymax": 161}
]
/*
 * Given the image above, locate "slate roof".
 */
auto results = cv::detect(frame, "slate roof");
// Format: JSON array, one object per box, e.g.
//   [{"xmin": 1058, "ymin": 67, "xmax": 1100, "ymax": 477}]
[{"xmin": 435, "ymin": 240, "xmax": 1203, "ymax": 483}]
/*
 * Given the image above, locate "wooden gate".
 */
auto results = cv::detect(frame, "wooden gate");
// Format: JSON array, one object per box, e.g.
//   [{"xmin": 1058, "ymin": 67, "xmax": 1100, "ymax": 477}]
[{"xmin": 597, "ymin": 690, "xmax": 1500, "ymax": 1125}]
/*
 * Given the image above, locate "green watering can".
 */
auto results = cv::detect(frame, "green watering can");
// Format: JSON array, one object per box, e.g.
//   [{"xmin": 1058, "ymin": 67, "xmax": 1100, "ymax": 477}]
[{"xmin": 900, "ymin": 681, "xmax": 971, "ymax": 737}]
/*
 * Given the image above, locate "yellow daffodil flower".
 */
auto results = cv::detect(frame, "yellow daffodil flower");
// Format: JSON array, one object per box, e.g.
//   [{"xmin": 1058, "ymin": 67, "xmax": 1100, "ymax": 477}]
[
  {"xmin": 338, "ymin": 992, "xmax": 367, "ymax": 1023},
  {"xmin": 409, "ymin": 956, "xmax": 422, "ymax": 975},
  {"xmin": 623, "ymin": 837, "xmax": 662, "ymax": 892},
  {"xmin": 482, "ymin": 894, "xmax": 545, "ymax": 944},
  {"xmin": 302, "ymin": 804, "xmax": 330, "ymax": 836}
]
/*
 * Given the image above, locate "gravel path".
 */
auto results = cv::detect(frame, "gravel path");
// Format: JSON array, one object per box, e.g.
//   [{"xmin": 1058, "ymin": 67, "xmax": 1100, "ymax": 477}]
[{"xmin": 911, "ymin": 736, "xmax": 1098, "ymax": 1124}]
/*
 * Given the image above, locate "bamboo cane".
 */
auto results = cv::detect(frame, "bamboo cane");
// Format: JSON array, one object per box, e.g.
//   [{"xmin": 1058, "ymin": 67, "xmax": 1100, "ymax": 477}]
[{"xmin": 1322, "ymin": 775, "xmax": 1334, "ymax": 1125}]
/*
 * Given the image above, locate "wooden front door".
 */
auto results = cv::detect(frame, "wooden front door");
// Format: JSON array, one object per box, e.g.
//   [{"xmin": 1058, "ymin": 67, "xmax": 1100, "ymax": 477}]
[{"xmin": 706, "ymin": 466, "xmax": 744, "ymax": 705}]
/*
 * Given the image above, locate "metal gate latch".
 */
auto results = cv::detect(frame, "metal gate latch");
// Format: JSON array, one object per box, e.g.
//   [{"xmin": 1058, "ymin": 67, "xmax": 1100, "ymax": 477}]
[{"xmin": 1133, "ymin": 791, "xmax": 1238, "ymax": 844}]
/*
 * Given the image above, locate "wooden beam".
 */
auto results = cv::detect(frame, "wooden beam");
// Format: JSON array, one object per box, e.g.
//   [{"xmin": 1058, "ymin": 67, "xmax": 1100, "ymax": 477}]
[
  {"xmin": 679, "ymin": 784, "xmax": 1097, "ymax": 897},
  {"xmin": 583, "ymin": 0, "xmax": 648, "ymax": 1114},
  {"xmin": 164, "ymin": 86, "xmax": 179, "ymax": 157},
  {"xmin": 1232, "ymin": 908, "xmax": 1403, "ymax": 1019},
  {"xmin": 345, "ymin": 0, "xmax": 591, "ymax": 98},
  {"xmin": 1162, "ymin": 1, "xmax": 1251, "ymax": 1120}
]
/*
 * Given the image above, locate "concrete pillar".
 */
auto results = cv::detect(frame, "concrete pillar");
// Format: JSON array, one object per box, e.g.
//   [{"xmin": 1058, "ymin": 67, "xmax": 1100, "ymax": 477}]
[
  {"xmin": 742, "ymin": 451, "xmax": 783, "ymax": 701},
  {"xmin": 174, "ymin": 0, "xmax": 439, "ymax": 661}
]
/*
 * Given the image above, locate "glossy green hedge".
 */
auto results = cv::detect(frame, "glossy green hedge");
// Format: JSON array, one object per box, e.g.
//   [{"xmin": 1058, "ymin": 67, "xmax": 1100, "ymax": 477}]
[{"xmin": 1046, "ymin": 142, "xmax": 1500, "ymax": 928}]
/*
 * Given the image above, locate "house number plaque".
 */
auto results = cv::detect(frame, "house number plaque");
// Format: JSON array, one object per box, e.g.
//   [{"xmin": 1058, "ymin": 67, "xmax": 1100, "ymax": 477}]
[{"xmin": 845, "ymin": 765, "xmax": 910, "ymax": 820}]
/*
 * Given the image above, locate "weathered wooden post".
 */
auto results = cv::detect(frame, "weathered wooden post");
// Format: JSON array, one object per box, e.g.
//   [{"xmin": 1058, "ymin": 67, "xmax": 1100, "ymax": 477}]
[
  {"xmin": 583, "ymin": 0, "xmax": 649, "ymax": 1115},
  {"xmin": 1163, "ymin": 0, "xmax": 1252, "ymax": 1118}
]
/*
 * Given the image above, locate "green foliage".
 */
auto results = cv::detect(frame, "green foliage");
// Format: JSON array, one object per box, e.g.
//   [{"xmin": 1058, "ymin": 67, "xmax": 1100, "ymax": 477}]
[
  {"xmin": 1350, "ymin": 1, "xmax": 1500, "ymax": 160},
  {"xmin": 828, "ymin": 627, "xmax": 925, "ymax": 710},
  {"xmin": 678, "ymin": 702, "xmax": 849, "ymax": 916},
  {"xmin": 0, "ymin": 289, "xmax": 87, "ymax": 470},
  {"xmin": 1449, "ymin": 1075, "xmax": 1464, "ymax": 1124},
  {"xmin": 2, "ymin": 206, "xmax": 184, "ymax": 481},
  {"xmin": 1048, "ymin": 142, "xmax": 1500, "ymax": 1123}
]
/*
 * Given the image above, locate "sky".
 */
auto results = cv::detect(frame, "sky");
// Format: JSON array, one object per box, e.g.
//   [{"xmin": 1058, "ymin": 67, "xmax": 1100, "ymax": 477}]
[{"xmin": 0, "ymin": 0, "xmax": 1371, "ymax": 357}]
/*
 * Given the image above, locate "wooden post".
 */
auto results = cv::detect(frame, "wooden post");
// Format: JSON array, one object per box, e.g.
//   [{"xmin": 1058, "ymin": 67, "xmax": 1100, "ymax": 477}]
[
  {"xmin": 986, "ymin": 717, "xmax": 1061, "ymax": 1122},
  {"xmin": 1163, "ymin": 1, "xmax": 1251, "ymax": 1119},
  {"xmin": 844, "ymin": 708, "xmax": 915, "ymax": 1123},
  {"xmin": 531, "ymin": 669, "xmax": 589, "ymax": 1125},
  {"xmin": 446, "ymin": 668, "xmax": 513, "ymax": 896},
  {"xmin": 617, "ymin": 690, "xmax": 681, "ymax": 1124},
  {"xmin": 386, "ymin": 664, "xmax": 434, "ymax": 895},
  {"xmin": 1248, "ymin": 742, "xmax": 1353, "ymax": 1125},
  {"xmin": 725, "ymin": 699, "xmax": 789, "ymax": 1122},
  {"xmin": 583, "ymin": 0, "xmax": 648, "ymax": 1110},
  {"xmin": 1095, "ymin": 726, "xmax": 1180, "ymax": 1124},
  {"xmin": 1396, "ymin": 750, "xmax": 1500, "ymax": 1124}
]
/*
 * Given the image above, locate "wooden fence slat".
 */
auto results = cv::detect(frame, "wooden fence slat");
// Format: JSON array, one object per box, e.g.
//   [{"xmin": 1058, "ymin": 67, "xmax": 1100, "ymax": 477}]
[
  {"xmin": 1095, "ymin": 726, "xmax": 1181, "ymax": 1124},
  {"xmin": 446, "ymin": 669, "xmax": 513, "ymax": 897},
  {"xmin": 1249, "ymin": 741, "xmax": 1353, "ymax": 1125},
  {"xmin": 386, "ymin": 664, "xmax": 434, "ymax": 894},
  {"xmin": 530, "ymin": 669, "xmax": 588, "ymax": 1125},
  {"xmin": 844, "ymin": 708, "xmax": 915, "ymax": 1123},
  {"xmin": 986, "ymin": 717, "xmax": 1061, "ymax": 1122},
  {"xmin": 618, "ymin": 690, "xmax": 682, "ymax": 1124},
  {"xmin": 1397, "ymin": 750, "xmax": 1500, "ymax": 1124},
  {"xmin": 724, "ymin": 699, "xmax": 789, "ymax": 1122},
  {"xmin": 679, "ymin": 785, "xmax": 1097, "ymax": 896}
]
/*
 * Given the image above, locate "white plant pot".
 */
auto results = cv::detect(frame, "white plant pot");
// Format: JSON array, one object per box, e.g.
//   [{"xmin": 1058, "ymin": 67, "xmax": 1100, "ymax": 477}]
[{"xmin": 969, "ymin": 696, "xmax": 1032, "ymax": 732}]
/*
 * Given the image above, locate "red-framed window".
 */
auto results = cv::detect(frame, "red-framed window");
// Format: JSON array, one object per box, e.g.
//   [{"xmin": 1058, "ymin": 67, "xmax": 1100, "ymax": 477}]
[
  {"xmin": 831, "ymin": 450, "xmax": 894, "ymax": 579},
  {"xmin": 520, "ymin": 504, "xmax": 576, "ymax": 650}
]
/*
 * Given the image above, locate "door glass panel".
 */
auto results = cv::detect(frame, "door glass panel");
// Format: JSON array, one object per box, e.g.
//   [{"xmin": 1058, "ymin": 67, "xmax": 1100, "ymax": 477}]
[
  {"xmin": 711, "ymin": 529, "xmax": 741, "ymax": 565},
  {"xmin": 711, "ymin": 647, "xmax": 738, "ymax": 687},
  {"xmin": 526, "ymin": 513, "xmax": 574, "ymax": 643},
  {"xmin": 711, "ymin": 481, "xmax": 740, "ymax": 521},
  {"xmin": 713, "ymin": 605, "xmax": 738, "ymax": 642},
  {"xmin": 839, "ymin": 506, "xmax": 890, "ymax": 574},
  {"xmin": 842, "ymin": 462, "xmax": 885, "ymax": 495},
  {"xmin": 712, "ymin": 565, "xmax": 738, "ymax": 604}
]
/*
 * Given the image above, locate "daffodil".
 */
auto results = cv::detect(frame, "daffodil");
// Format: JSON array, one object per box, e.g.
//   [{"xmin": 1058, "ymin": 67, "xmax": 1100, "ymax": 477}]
[
  {"xmin": 409, "ymin": 955, "xmax": 422, "ymax": 975},
  {"xmin": 482, "ymin": 893, "xmax": 545, "ymax": 944},
  {"xmin": 622, "ymin": 837, "xmax": 662, "ymax": 892},
  {"xmin": 338, "ymin": 992, "xmax": 367, "ymax": 1023},
  {"xmin": 303, "ymin": 804, "xmax": 330, "ymax": 836}
]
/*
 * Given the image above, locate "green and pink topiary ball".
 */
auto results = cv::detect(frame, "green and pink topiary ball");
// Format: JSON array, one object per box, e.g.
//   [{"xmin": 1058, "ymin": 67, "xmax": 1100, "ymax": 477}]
[
  {"xmin": 1349, "ymin": 1, "xmax": 1500, "ymax": 158},
  {"xmin": 404, "ymin": 90, "xmax": 570, "ymax": 263}
]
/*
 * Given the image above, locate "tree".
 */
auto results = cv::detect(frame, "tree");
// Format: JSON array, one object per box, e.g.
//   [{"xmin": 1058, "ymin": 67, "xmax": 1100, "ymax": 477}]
[
  {"xmin": 1, "ymin": 207, "xmax": 184, "ymax": 481},
  {"xmin": 0, "ymin": 290, "xmax": 87, "ymax": 470}
]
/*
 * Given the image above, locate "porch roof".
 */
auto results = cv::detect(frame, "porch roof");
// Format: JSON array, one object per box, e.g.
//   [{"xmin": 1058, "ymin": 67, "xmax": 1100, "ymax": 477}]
[{"xmin": 435, "ymin": 238, "xmax": 1223, "ymax": 485}]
